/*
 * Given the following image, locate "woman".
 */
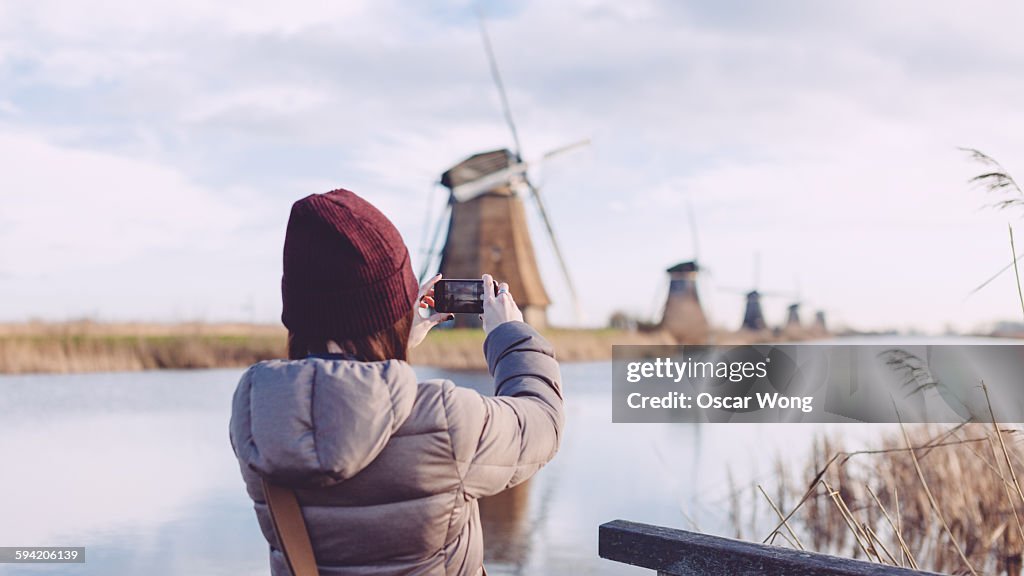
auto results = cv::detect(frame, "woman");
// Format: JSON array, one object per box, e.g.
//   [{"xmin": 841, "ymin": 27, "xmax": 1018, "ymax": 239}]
[{"xmin": 229, "ymin": 189, "xmax": 564, "ymax": 575}]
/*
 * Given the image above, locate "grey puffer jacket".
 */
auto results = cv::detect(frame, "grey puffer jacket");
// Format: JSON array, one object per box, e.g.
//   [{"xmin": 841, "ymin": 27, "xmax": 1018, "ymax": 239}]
[{"xmin": 229, "ymin": 321, "xmax": 564, "ymax": 575}]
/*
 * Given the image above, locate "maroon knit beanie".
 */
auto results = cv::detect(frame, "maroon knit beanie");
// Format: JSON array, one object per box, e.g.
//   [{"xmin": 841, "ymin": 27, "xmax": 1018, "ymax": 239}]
[{"xmin": 281, "ymin": 189, "xmax": 418, "ymax": 340}]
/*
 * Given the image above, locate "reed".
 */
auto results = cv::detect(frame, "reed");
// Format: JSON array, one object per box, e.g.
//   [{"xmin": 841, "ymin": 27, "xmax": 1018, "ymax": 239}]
[
  {"xmin": 962, "ymin": 147, "xmax": 1024, "ymax": 320},
  {"xmin": 734, "ymin": 421, "xmax": 1024, "ymax": 575}
]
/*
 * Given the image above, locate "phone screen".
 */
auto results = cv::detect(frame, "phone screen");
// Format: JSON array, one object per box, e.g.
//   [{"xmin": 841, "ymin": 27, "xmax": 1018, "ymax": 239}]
[{"xmin": 434, "ymin": 279, "xmax": 493, "ymax": 314}]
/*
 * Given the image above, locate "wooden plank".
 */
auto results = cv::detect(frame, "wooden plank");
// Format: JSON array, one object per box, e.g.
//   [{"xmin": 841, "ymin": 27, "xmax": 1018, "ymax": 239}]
[{"xmin": 599, "ymin": 520, "xmax": 942, "ymax": 576}]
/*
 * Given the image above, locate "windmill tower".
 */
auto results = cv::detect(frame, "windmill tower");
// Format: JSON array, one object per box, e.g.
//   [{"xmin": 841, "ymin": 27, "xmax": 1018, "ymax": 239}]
[
  {"xmin": 419, "ymin": 15, "xmax": 584, "ymax": 328},
  {"xmin": 811, "ymin": 310, "xmax": 828, "ymax": 336},
  {"xmin": 741, "ymin": 290, "xmax": 767, "ymax": 331},
  {"xmin": 779, "ymin": 302, "xmax": 806, "ymax": 340},
  {"xmin": 436, "ymin": 150, "xmax": 552, "ymax": 327},
  {"xmin": 660, "ymin": 261, "xmax": 709, "ymax": 343},
  {"xmin": 785, "ymin": 303, "xmax": 801, "ymax": 327}
]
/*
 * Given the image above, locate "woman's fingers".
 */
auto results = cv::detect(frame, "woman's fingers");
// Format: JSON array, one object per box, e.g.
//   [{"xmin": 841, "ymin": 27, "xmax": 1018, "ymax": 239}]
[
  {"xmin": 482, "ymin": 274, "xmax": 496, "ymax": 303},
  {"xmin": 408, "ymin": 309, "xmax": 454, "ymax": 350},
  {"xmin": 429, "ymin": 312, "xmax": 453, "ymax": 325},
  {"xmin": 497, "ymin": 282, "xmax": 510, "ymax": 298},
  {"xmin": 418, "ymin": 273, "xmax": 442, "ymax": 300}
]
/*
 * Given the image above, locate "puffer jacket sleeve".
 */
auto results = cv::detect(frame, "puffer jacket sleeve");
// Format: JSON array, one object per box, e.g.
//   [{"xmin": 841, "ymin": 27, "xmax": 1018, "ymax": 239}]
[{"xmin": 444, "ymin": 321, "xmax": 564, "ymax": 500}]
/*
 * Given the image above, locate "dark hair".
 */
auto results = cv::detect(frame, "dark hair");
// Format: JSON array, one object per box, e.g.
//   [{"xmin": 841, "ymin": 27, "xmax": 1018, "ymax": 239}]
[{"xmin": 288, "ymin": 310, "xmax": 413, "ymax": 362}]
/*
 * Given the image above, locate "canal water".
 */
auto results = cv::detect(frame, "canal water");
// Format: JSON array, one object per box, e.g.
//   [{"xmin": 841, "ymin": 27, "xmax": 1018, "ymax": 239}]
[{"xmin": 0, "ymin": 361, "xmax": 897, "ymax": 575}]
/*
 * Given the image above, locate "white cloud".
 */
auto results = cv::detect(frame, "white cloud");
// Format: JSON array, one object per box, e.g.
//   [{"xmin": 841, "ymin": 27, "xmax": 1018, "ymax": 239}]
[
  {"xmin": 182, "ymin": 85, "xmax": 332, "ymax": 124},
  {"xmin": 0, "ymin": 0, "xmax": 373, "ymax": 39},
  {"xmin": 19, "ymin": 48, "xmax": 174, "ymax": 88},
  {"xmin": 0, "ymin": 132, "xmax": 248, "ymax": 277}
]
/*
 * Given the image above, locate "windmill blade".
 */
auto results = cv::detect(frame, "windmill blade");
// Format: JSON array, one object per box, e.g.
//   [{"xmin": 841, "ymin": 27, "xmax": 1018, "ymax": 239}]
[
  {"xmin": 718, "ymin": 286, "xmax": 757, "ymax": 295},
  {"xmin": 530, "ymin": 139, "xmax": 591, "ymax": 191},
  {"xmin": 478, "ymin": 13, "xmax": 522, "ymax": 158},
  {"xmin": 418, "ymin": 181, "xmax": 442, "ymax": 262},
  {"xmin": 542, "ymin": 138, "xmax": 591, "ymax": 162},
  {"xmin": 685, "ymin": 195, "xmax": 701, "ymax": 262},
  {"xmin": 760, "ymin": 290, "xmax": 798, "ymax": 299},
  {"xmin": 718, "ymin": 286, "xmax": 794, "ymax": 299},
  {"xmin": 418, "ymin": 199, "xmax": 452, "ymax": 283},
  {"xmin": 648, "ymin": 274, "xmax": 668, "ymax": 324},
  {"xmin": 525, "ymin": 177, "xmax": 583, "ymax": 323}
]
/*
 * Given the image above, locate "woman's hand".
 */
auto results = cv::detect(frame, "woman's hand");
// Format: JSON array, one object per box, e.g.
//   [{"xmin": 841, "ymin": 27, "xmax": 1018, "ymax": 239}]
[
  {"xmin": 481, "ymin": 273, "xmax": 523, "ymax": 335},
  {"xmin": 408, "ymin": 273, "xmax": 453, "ymax": 349}
]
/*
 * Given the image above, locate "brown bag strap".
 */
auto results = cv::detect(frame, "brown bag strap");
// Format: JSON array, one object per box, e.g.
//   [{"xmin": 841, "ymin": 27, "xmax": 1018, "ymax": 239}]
[{"xmin": 262, "ymin": 478, "xmax": 320, "ymax": 576}]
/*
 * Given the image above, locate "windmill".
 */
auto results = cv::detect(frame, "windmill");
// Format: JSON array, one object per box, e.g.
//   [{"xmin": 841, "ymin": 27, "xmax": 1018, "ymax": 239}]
[
  {"xmin": 418, "ymin": 16, "xmax": 585, "ymax": 329},
  {"xmin": 720, "ymin": 254, "xmax": 791, "ymax": 333},
  {"xmin": 658, "ymin": 197, "xmax": 710, "ymax": 343},
  {"xmin": 741, "ymin": 291, "xmax": 768, "ymax": 332},
  {"xmin": 785, "ymin": 303, "xmax": 802, "ymax": 329},
  {"xmin": 782, "ymin": 276, "xmax": 806, "ymax": 330},
  {"xmin": 660, "ymin": 260, "xmax": 710, "ymax": 343},
  {"xmin": 811, "ymin": 310, "xmax": 828, "ymax": 336},
  {"xmin": 781, "ymin": 274, "xmax": 807, "ymax": 337}
]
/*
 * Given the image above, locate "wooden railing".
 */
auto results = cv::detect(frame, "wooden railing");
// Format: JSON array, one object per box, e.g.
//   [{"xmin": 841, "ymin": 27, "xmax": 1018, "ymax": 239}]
[{"xmin": 599, "ymin": 520, "xmax": 942, "ymax": 576}]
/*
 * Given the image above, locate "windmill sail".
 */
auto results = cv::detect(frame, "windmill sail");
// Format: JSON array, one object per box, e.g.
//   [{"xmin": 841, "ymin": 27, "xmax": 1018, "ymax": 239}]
[{"xmin": 524, "ymin": 177, "xmax": 582, "ymax": 322}]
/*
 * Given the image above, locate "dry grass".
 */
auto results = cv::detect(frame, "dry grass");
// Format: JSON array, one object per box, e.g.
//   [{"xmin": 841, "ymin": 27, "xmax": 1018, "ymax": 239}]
[
  {"xmin": 730, "ymin": 420, "xmax": 1024, "ymax": 575},
  {"xmin": 0, "ymin": 321, "xmax": 287, "ymax": 374},
  {"xmin": 0, "ymin": 321, "xmax": 680, "ymax": 374},
  {"xmin": 410, "ymin": 326, "xmax": 678, "ymax": 370}
]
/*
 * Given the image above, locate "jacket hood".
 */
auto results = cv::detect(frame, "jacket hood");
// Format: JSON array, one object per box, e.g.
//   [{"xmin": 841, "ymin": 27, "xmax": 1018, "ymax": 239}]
[{"xmin": 230, "ymin": 357, "xmax": 418, "ymax": 488}]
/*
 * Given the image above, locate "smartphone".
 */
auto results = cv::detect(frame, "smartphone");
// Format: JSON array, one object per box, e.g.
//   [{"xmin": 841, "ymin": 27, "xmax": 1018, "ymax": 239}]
[{"xmin": 433, "ymin": 279, "xmax": 498, "ymax": 314}]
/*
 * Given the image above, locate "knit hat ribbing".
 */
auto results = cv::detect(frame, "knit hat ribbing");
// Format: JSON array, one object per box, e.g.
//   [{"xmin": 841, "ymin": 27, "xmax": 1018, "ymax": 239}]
[{"xmin": 281, "ymin": 189, "xmax": 418, "ymax": 339}]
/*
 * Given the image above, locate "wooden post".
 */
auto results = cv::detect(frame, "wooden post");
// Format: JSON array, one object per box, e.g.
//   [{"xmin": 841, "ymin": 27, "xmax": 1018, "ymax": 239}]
[{"xmin": 599, "ymin": 520, "xmax": 942, "ymax": 576}]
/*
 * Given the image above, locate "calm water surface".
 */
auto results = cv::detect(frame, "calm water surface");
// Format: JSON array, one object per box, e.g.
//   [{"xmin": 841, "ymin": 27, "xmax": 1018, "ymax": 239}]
[{"xmin": 0, "ymin": 361, "xmax": 903, "ymax": 575}]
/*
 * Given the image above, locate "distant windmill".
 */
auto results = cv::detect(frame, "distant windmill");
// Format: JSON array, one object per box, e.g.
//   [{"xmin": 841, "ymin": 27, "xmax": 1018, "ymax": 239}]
[
  {"xmin": 419, "ymin": 15, "xmax": 586, "ymax": 328},
  {"xmin": 812, "ymin": 310, "xmax": 828, "ymax": 335},
  {"xmin": 720, "ymin": 253, "xmax": 791, "ymax": 332},
  {"xmin": 785, "ymin": 303, "xmax": 801, "ymax": 329},
  {"xmin": 660, "ymin": 261, "xmax": 710, "ymax": 343},
  {"xmin": 658, "ymin": 195, "xmax": 711, "ymax": 343},
  {"xmin": 782, "ymin": 274, "xmax": 807, "ymax": 336},
  {"xmin": 742, "ymin": 291, "xmax": 767, "ymax": 331}
]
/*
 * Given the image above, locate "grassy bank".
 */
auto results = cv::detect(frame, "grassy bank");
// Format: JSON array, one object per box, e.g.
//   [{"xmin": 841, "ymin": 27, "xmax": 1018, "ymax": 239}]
[
  {"xmin": 0, "ymin": 322, "xmax": 287, "ymax": 374},
  {"xmin": 409, "ymin": 327, "xmax": 677, "ymax": 370},
  {"xmin": 0, "ymin": 321, "xmax": 677, "ymax": 375}
]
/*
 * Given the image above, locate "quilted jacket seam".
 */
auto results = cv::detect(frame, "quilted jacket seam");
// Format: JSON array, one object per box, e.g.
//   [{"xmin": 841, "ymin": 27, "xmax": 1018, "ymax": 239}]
[
  {"xmin": 309, "ymin": 365, "xmax": 327, "ymax": 477},
  {"xmin": 441, "ymin": 384, "xmax": 467, "ymax": 559}
]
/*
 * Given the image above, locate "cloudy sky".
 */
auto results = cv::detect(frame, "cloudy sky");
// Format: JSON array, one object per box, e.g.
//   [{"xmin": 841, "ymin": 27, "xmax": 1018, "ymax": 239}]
[{"xmin": 2, "ymin": 0, "xmax": 1024, "ymax": 332}]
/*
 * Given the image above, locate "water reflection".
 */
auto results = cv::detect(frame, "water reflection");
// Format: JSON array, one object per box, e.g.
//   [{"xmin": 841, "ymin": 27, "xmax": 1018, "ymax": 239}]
[{"xmin": 480, "ymin": 481, "xmax": 532, "ymax": 569}]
